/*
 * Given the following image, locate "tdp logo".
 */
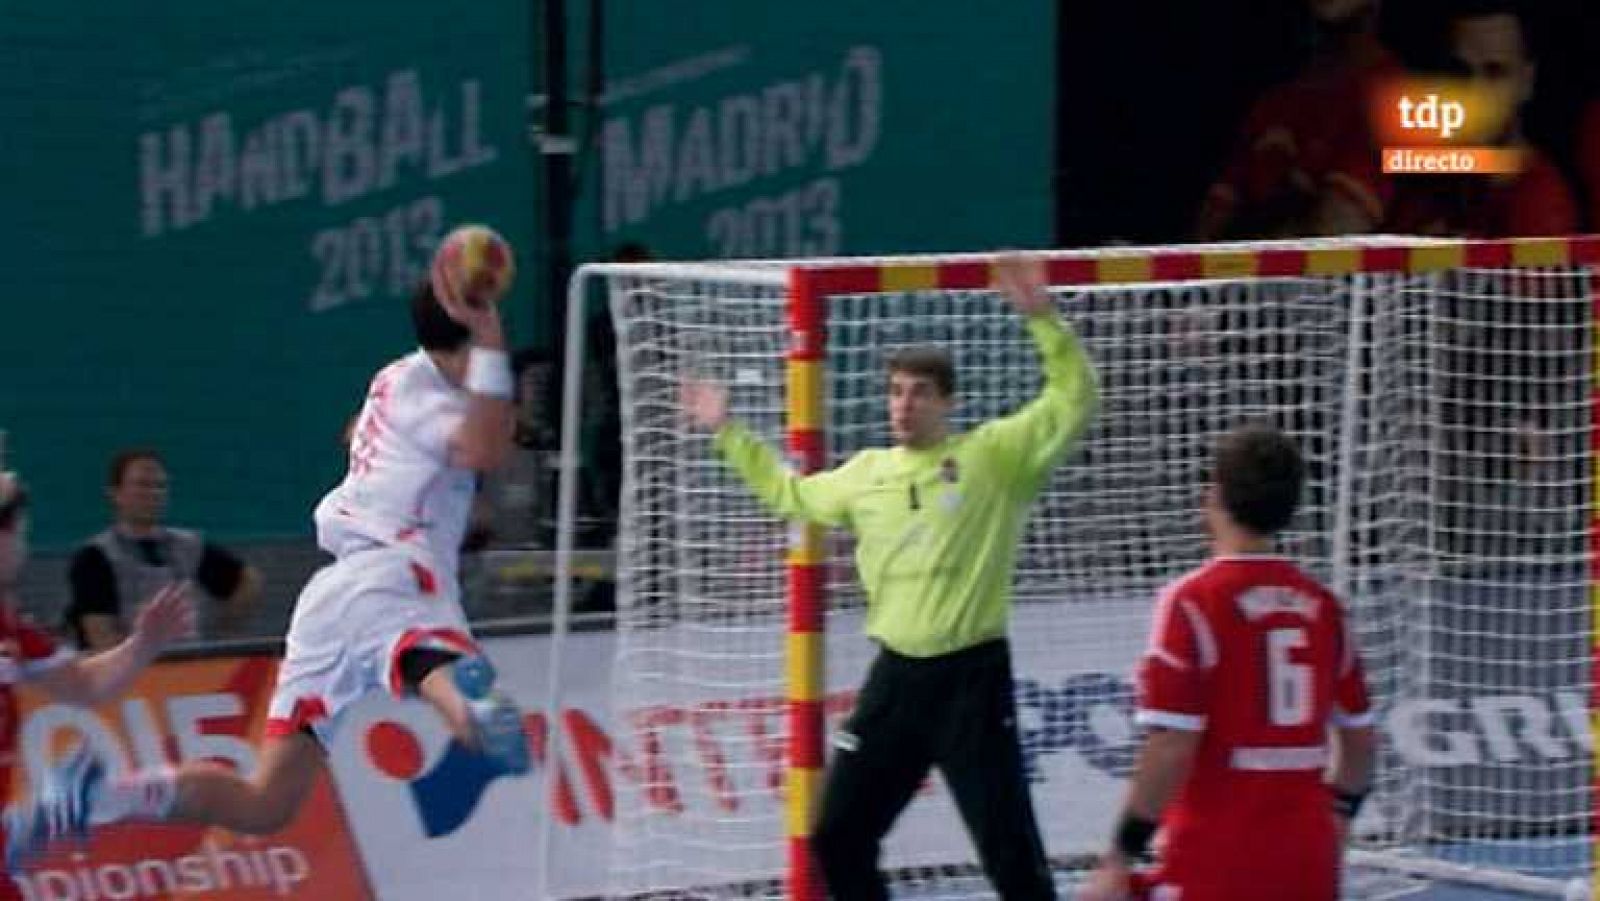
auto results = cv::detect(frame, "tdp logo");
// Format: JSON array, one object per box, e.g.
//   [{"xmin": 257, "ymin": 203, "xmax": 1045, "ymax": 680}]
[
  {"xmin": 1373, "ymin": 79, "xmax": 1521, "ymax": 175},
  {"xmin": 365, "ymin": 719, "xmax": 529, "ymax": 837},
  {"xmin": 1397, "ymin": 94, "xmax": 1467, "ymax": 140}
]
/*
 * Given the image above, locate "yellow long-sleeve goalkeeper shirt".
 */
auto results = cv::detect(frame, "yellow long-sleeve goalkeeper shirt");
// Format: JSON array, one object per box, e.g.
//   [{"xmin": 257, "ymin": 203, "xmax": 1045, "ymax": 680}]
[{"xmin": 713, "ymin": 314, "xmax": 1100, "ymax": 657}]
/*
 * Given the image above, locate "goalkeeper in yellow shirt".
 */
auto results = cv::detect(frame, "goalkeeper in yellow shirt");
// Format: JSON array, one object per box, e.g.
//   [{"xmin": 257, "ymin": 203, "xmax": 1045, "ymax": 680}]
[{"xmin": 681, "ymin": 255, "xmax": 1100, "ymax": 900}]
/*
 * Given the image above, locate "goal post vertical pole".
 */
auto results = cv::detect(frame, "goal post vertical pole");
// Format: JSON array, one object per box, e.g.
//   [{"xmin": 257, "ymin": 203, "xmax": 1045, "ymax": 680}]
[
  {"xmin": 538, "ymin": 263, "xmax": 596, "ymax": 900},
  {"xmin": 1330, "ymin": 271, "xmax": 1369, "ymax": 607},
  {"xmin": 786, "ymin": 267, "xmax": 827, "ymax": 901}
]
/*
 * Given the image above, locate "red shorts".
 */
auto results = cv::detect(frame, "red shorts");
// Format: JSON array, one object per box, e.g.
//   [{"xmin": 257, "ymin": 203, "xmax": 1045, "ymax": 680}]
[{"xmin": 1131, "ymin": 815, "xmax": 1338, "ymax": 901}]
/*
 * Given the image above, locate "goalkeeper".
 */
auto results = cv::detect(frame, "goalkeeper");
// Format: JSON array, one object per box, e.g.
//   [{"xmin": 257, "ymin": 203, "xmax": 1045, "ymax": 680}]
[{"xmin": 682, "ymin": 255, "xmax": 1099, "ymax": 900}]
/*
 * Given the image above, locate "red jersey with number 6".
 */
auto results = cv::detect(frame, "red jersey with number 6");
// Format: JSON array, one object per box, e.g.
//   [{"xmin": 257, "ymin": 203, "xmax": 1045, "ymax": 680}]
[{"xmin": 1134, "ymin": 555, "xmax": 1373, "ymax": 900}]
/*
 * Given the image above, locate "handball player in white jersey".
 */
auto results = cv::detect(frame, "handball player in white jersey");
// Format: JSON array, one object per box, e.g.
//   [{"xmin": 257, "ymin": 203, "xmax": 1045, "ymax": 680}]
[{"xmin": 6, "ymin": 264, "xmax": 528, "ymax": 854}]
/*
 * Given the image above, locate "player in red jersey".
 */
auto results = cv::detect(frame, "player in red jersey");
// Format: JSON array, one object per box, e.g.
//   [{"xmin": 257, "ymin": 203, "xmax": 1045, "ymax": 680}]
[
  {"xmin": 1079, "ymin": 424, "xmax": 1377, "ymax": 901},
  {"xmin": 0, "ymin": 470, "xmax": 193, "ymax": 891}
]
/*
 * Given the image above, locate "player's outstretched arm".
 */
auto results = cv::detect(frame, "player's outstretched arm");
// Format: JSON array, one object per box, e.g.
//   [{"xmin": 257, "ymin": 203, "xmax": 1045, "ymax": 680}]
[
  {"xmin": 439, "ymin": 268, "xmax": 516, "ymax": 472},
  {"xmin": 1079, "ymin": 727, "xmax": 1201, "ymax": 901},
  {"xmin": 34, "ymin": 582, "xmax": 194, "ymax": 706},
  {"xmin": 983, "ymin": 253, "xmax": 1101, "ymax": 494},
  {"xmin": 681, "ymin": 375, "xmax": 861, "ymax": 528}
]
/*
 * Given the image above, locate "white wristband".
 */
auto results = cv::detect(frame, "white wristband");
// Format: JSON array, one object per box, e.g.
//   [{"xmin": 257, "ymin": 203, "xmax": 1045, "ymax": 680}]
[{"xmin": 465, "ymin": 347, "xmax": 514, "ymax": 399}]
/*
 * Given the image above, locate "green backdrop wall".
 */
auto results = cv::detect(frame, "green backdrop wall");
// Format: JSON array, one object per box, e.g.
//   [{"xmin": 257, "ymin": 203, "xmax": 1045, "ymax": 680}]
[{"xmin": 1, "ymin": 1, "xmax": 1052, "ymax": 548}]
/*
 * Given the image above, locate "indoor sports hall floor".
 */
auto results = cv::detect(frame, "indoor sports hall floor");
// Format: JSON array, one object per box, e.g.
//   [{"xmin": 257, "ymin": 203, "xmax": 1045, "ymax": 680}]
[{"xmin": 1395, "ymin": 839, "xmax": 1590, "ymax": 900}]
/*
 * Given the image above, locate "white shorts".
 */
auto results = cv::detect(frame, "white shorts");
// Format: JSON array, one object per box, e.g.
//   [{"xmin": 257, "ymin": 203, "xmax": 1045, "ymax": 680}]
[{"xmin": 266, "ymin": 545, "xmax": 479, "ymax": 743}]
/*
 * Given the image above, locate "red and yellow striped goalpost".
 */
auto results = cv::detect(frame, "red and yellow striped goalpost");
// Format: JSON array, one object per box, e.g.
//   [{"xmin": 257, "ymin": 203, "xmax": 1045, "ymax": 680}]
[
  {"xmin": 782, "ymin": 237, "xmax": 1600, "ymax": 899},
  {"xmin": 785, "ymin": 269, "xmax": 828, "ymax": 901}
]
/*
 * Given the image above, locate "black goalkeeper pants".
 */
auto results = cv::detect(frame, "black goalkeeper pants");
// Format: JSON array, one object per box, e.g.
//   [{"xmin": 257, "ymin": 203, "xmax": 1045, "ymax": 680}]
[{"xmin": 812, "ymin": 639, "xmax": 1056, "ymax": 901}]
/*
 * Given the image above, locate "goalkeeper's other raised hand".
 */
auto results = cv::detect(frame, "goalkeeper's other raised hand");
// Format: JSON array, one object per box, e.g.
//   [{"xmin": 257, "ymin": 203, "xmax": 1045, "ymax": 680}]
[
  {"xmin": 680, "ymin": 377, "xmax": 729, "ymax": 431},
  {"xmin": 993, "ymin": 252, "xmax": 1054, "ymax": 319}
]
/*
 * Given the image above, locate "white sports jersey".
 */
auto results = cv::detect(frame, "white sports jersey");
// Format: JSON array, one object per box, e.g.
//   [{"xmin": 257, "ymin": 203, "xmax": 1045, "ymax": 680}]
[{"xmin": 314, "ymin": 351, "xmax": 476, "ymax": 577}]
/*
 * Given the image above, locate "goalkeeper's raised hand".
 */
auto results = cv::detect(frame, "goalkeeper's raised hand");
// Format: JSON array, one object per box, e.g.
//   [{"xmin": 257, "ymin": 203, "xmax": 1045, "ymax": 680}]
[
  {"xmin": 993, "ymin": 252, "xmax": 1054, "ymax": 319},
  {"xmin": 680, "ymin": 377, "xmax": 729, "ymax": 431}
]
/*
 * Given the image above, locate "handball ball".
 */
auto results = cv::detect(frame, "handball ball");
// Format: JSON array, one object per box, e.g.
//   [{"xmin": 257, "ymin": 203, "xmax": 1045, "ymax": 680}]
[{"xmin": 432, "ymin": 224, "xmax": 515, "ymax": 308}]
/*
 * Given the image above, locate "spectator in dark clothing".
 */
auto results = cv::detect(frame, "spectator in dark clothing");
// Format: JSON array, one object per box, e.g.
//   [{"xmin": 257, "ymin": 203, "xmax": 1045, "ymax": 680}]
[{"xmin": 65, "ymin": 448, "xmax": 260, "ymax": 650}]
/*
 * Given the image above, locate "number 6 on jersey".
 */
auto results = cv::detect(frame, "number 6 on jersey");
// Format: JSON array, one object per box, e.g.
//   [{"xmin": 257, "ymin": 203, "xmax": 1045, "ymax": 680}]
[{"xmin": 1265, "ymin": 627, "xmax": 1312, "ymax": 727}]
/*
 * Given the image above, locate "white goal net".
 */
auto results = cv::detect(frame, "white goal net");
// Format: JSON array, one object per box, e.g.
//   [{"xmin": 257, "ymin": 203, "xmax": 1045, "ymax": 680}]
[{"xmin": 557, "ymin": 238, "xmax": 1595, "ymax": 900}]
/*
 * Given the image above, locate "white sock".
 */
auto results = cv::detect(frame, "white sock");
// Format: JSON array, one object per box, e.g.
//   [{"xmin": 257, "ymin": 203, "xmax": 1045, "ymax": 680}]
[{"xmin": 91, "ymin": 768, "xmax": 178, "ymax": 824}]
